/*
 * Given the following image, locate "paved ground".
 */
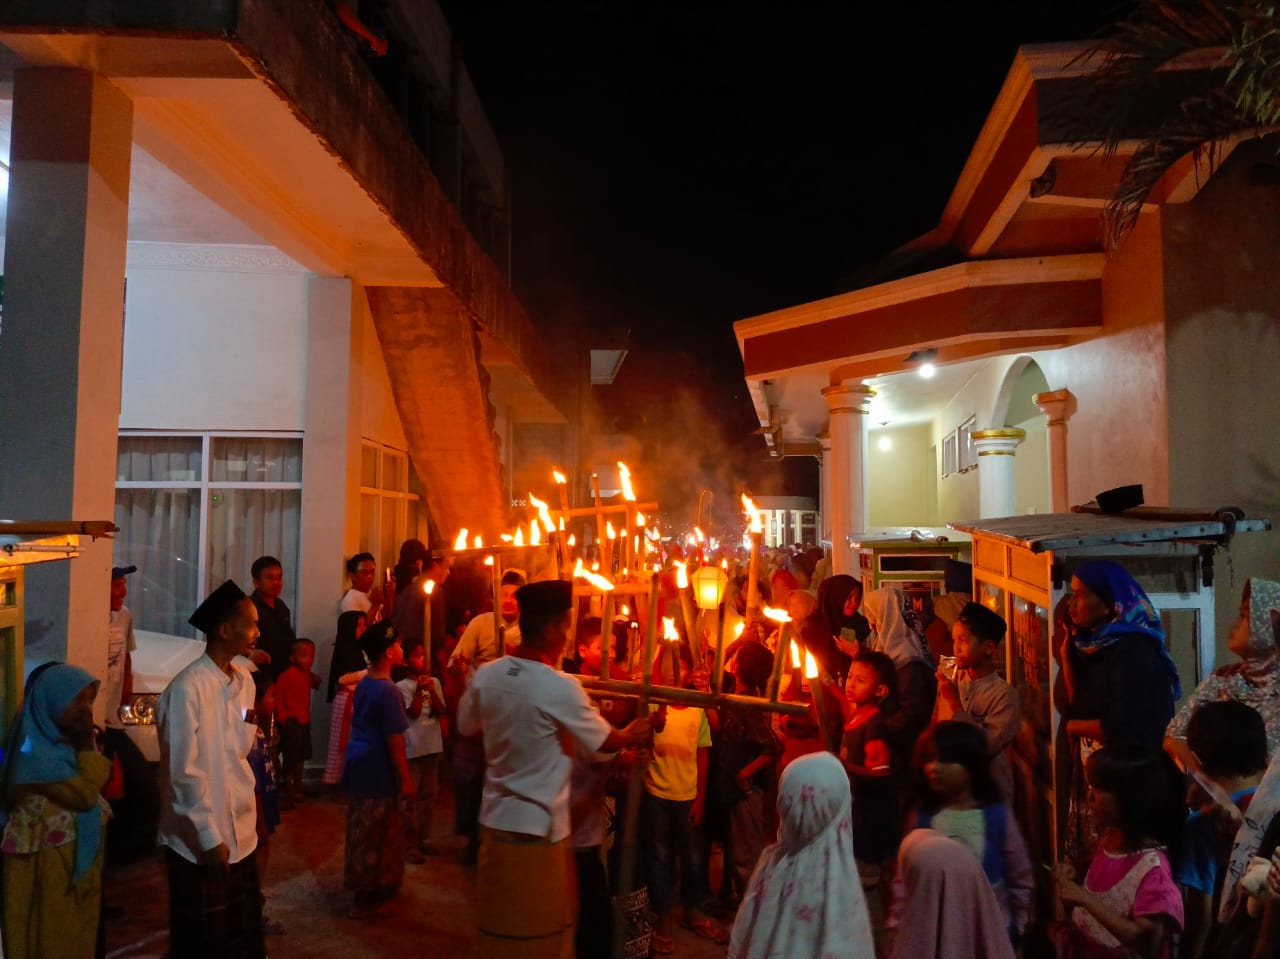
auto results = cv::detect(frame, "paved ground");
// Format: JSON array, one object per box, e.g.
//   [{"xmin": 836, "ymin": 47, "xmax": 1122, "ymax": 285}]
[{"xmin": 103, "ymin": 788, "xmax": 729, "ymax": 959}]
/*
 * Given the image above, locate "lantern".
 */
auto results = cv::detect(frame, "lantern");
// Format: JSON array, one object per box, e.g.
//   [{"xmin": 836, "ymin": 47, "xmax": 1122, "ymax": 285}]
[{"xmin": 691, "ymin": 564, "xmax": 729, "ymax": 612}]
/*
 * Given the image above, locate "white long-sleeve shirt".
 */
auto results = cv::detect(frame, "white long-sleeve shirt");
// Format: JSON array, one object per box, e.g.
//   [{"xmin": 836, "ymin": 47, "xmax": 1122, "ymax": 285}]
[{"xmin": 157, "ymin": 654, "xmax": 259, "ymax": 864}]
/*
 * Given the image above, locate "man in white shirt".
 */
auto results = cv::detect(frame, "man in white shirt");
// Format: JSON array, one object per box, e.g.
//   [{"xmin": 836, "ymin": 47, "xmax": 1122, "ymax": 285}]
[
  {"xmin": 339, "ymin": 550, "xmax": 383, "ymax": 620},
  {"xmin": 458, "ymin": 580, "xmax": 650, "ymax": 959},
  {"xmin": 157, "ymin": 579, "xmax": 265, "ymax": 959}
]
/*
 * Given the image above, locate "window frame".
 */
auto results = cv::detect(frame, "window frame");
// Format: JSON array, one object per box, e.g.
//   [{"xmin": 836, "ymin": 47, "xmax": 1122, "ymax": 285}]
[{"xmin": 358, "ymin": 440, "xmax": 424, "ymax": 572}]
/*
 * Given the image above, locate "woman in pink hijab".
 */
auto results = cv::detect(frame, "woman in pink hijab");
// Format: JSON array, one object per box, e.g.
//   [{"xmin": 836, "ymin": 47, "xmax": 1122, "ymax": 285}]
[{"xmin": 892, "ymin": 829, "xmax": 1016, "ymax": 959}]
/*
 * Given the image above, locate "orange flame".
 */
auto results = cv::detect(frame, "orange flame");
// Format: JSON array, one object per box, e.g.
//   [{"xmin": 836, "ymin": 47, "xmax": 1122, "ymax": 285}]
[
  {"xmin": 741, "ymin": 494, "xmax": 764, "ymax": 534},
  {"xmin": 617, "ymin": 462, "xmax": 636, "ymax": 501},
  {"xmin": 530, "ymin": 521, "xmax": 542, "ymax": 547},
  {"xmin": 483, "ymin": 555, "xmax": 495, "ymax": 567},
  {"xmin": 662, "ymin": 617, "xmax": 680, "ymax": 642},
  {"xmin": 804, "ymin": 650, "xmax": 820, "ymax": 680},
  {"xmin": 762, "ymin": 605, "xmax": 791, "ymax": 624},
  {"xmin": 473, "ymin": 534, "xmax": 483, "ymax": 550},
  {"xmin": 552, "ymin": 469, "xmax": 567, "ymax": 485},
  {"xmin": 621, "ymin": 604, "xmax": 630, "ymax": 617},
  {"xmin": 567, "ymin": 534, "xmax": 576, "ymax": 547},
  {"xmin": 734, "ymin": 621, "xmax": 746, "ymax": 639},
  {"xmin": 514, "ymin": 527, "xmax": 525, "ymax": 548},
  {"xmin": 674, "ymin": 560, "xmax": 689, "ymax": 590},
  {"xmin": 606, "ymin": 521, "xmax": 617, "ymax": 540},
  {"xmin": 453, "ymin": 528, "xmax": 469, "ymax": 551},
  {"xmin": 572, "ymin": 557, "xmax": 615, "ymax": 591},
  {"xmin": 635, "ymin": 511, "xmax": 646, "ymax": 526},
  {"xmin": 790, "ymin": 640, "xmax": 802, "ymax": 668},
  {"xmin": 529, "ymin": 492, "xmax": 555, "ymax": 533},
  {"xmin": 423, "ymin": 579, "xmax": 436, "ymax": 596},
  {"xmin": 721, "ymin": 558, "xmax": 729, "ymax": 569},
  {"xmin": 500, "ymin": 534, "xmax": 514, "ymax": 543},
  {"xmin": 694, "ymin": 526, "xmax": 706, "ymax": 543}
]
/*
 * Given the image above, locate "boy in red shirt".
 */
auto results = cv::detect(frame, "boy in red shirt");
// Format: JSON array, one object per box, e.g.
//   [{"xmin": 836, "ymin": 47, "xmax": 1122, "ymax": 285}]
[{"xmin": 276, "ymin": 637, "xmax": 321, "ymax": 805}]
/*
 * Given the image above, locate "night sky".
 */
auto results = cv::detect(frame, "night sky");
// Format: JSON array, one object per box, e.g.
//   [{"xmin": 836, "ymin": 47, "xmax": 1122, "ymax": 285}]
[{"xmin": 439, "ymin": 2, "xmax": 1121, "ymax": 517}]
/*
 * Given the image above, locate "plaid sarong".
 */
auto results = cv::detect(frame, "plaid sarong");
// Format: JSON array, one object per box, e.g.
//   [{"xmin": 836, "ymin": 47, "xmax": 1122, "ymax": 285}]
[{"xmin": 165, "ymin": 849, "xmax": 264, "ymax": 959}]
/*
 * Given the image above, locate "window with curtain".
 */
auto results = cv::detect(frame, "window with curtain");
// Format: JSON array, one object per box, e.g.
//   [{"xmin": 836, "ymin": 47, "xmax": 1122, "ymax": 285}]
[
  {"xmin": 358, "ymin": 441, "xmax": 425, "ymax": 573},
  {"xmin": 114, "ymin": 433, "xmax": 302, "ymax": 637}
]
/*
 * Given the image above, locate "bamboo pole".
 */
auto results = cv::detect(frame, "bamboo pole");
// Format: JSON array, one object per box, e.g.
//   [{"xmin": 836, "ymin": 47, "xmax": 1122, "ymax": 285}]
[
  {"xmin": 577, "ymin": 676, "xmax": 808, "ymax": 716},
  {"xmin": 612, "ymin": 576, "xmax": 661, "ymax": 959},
  {"xmin": 712, "ymin": 601, "xmax": 728, "ymax": 696},
  {"xmin": 592, "ymin": 475, "xmax": 607, "ymax": 571},
  {"xmin": 746, "ymin": 529, "xmax": 763, "ymax": 616},
  {"xmin": 599, "ymin": 589, "xmax": 614, "ymax": 681},
  {"xmin": 768, "ymin": 621, "xmax": 791, "ymax": 702}
]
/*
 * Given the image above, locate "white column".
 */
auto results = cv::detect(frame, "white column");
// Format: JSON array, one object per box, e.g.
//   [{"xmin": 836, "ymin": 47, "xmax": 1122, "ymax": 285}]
[
  {"xmin": 1034, "ymin": 389, "xmax": 1074, "ymax": 513},
  {"xmin": 0, "ymin": 69, "xmax": 133, "ymax": 687},
  {"xmin": 821, "ymin": 382, "xmax": 874, "ymax": 575},
  {"xmin": 818, "ymin": 432, "xmax": 832, "ymax": 546},
  {"xmin": 971, "ymin": 428, "xmax": 1026, "ymax": 518}
]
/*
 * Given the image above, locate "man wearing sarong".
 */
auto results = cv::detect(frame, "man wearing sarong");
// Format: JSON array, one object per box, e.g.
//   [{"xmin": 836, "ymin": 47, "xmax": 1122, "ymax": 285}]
[
  {"xmin": 458, "ymin": 580, "xmax": 651, "ymax": 959},
  {"xmin": 157, "ymin": 580, "xmax": 265, "ymax": 959}
]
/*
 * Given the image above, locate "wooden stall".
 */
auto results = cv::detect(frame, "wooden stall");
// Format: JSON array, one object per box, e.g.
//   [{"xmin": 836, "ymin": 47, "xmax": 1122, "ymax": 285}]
[
  {"xmin": 853, "ymin": 533, "xmax": 970, "ymax": 601},
  {"xmin": 947, "ymin": 510, "xmax": 1270, "ymax": 887}
]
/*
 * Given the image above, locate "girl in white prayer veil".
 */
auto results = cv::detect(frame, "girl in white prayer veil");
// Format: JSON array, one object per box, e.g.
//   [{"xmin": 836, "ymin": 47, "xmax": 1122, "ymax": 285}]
[{"xmin": 729, "ymin": 751, "xmax": 875, "ymax": 959}]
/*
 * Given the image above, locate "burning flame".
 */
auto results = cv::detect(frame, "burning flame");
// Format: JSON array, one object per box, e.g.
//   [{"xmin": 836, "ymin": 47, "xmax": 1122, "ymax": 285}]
[
  {"xmin": 423, "ymin": 579, "xmax": 436, "ymax": 596},
  {"xmin": 617, "ymin": 462, "xmax": 636, "ymax": 501},
  {"xmin": 483, "ymin": 555, "xmax": 495, "ymax": 567},
  {"xmin": 529, "ymin": 492, "xmax": 555, "ymax": 533},
  {"xmin": 592, "ymin": 561, "xmax": 600, "ymax": 571},
  {"xmin": 734, "ymin": 622, "xmax": 745, "ymax": 639},
  {"xmin": 606, "ymin": 521, "xmax": 617, "ymax": 541},
  {"xmin": 559, "ymin": 516, "xmax": 566, "ymax": 531},
  {"xmin": 568, "ymin": 534, "xmax": 577, "ymax": 547},
  {"xmin": 804, "ymin": 651, "xmax": 820, "ymax": 680},
  {"xmin": 473, "ymin": 535, "xmax": 483, "ymax": 550},
  {"xmin": 741, "ymin": 494, "xmax": 764, "ymax": 534},
  {"xmin": 790, "ymin": 640, "xmax": 802, "ymax": 668},
  {"xmin": 530, "ymin": 521, "xmax": 542, "ymax": 546},
  {"xmin": 662, "ymin": 617, "xmax": 680, "ymax": 642},
  {"xmin": 553, "ymin": 469, "xmax": 567, "ymax": 485},
  {"xmin": 573, "ymin": 557, "xmax": 615, "ymax": 591},
  {"xmin": 454, "ymin": 528, "xmax": 469, "ymax": 551},
  {"xmin": 514, "ymin": 527, "xmax": 525, "ymax": 548},
  {"xmin": 635, "ymin": 511, "xmax": 646, "ymax": 526},
  {"xmin": 762, "ymin": 605, "xmax": 791, "ymax": 624},
  {"xmin": 621, "ymin": 604, "xmax": 630, "ymax": 617},
  {"xmin": 674, "ymin": 560, "xmax": 689, "ymax": 590},
  {"xmin": 500, "ymin": 534, "xmax": 514, "ymax": 543},
  {"xmin": 721, "ymin": 558, "xmax": 728, "ymax": 570},
  {"xmin": 694, "ymin": 526, "xmax": 706, "ymax": 544}
]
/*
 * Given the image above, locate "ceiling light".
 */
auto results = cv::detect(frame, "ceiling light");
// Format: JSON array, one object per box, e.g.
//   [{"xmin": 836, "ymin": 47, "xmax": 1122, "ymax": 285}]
[
  {"xmin": 877, "ymin": 435, "xmax": 893, "ymax": 452},
  {"xmin": 918, "ymin": 362, "xmax": 936, "ymax": 379},
  {"xmin": 905, "ymin": 347, "xmax": 939, "ymax": 379}
]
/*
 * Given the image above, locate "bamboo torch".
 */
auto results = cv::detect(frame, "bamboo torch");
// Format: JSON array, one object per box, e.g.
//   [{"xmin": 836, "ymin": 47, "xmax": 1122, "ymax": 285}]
[
  {"xmin": 486, "ymin": 555, "xmax": 504, "ymax": 657},
  {"xmin": 422, "ymin": 578, "xmax": 435, "ymax": 667},
  {"xmin": 763, "ymin": 605, "xmax": 792, "ymax": 701},
  {"xmin": 742, "ymin": 494, "xmax": 764, "ymax": 617}
]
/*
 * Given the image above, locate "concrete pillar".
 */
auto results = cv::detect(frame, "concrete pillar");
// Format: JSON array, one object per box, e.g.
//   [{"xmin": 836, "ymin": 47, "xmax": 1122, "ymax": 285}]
[
  {"xmin": 821, "ymin": 382, "xmax": 874, "ymax": 575},
  {"xmin": 818, "ymin": 432, "xmax": 832, "ymax": 545},
  {"xmin": 971, "ymin": 428, "xmax": 1027, "ymax": 518},
  {"xmin": 299, "ymin": 277, "xmax": 364, "ymax": 758},
  {"xmin": 1034, "ymin": 389, "xmax": 1075, "ymax": 513},
  {"xmin": 0, "ymin": 69, "xmax": 133, "ymax": 687}
]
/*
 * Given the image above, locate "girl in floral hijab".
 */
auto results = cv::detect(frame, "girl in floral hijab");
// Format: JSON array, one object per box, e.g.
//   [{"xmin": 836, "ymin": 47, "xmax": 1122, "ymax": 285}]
[
  {"xmin": 729, "ymin": 751, "xmax": 875, "ymax": 959},
  {"xmin": 1166, "ymin": 577, "xmax": 1280, "ymax": 762}
]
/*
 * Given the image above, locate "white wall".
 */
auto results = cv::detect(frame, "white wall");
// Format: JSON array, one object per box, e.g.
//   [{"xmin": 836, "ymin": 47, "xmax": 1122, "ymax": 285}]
[
  {"xmin": 120, "ymin": 243, "xmax": 309, "ymax": 429},
  {"xmin": 867, "ymin": 424, "xmax": 935, "ymax": 526},
  {"xmin": 1013, "ymin": 417, "xmax": 1050, "ymax": 515}
]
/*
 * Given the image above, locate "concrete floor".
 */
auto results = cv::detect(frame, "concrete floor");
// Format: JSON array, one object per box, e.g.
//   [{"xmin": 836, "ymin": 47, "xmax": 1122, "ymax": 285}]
[{"xmin": 103, "ymin": 789, "xmax": 729, "ymax": 959}]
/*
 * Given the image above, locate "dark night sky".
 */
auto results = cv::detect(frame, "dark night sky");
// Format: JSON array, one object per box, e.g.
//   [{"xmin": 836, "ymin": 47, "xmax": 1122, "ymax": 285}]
[{"xmin": 438, "ymin": 2, "xmax": 1121, "ymax": 511}]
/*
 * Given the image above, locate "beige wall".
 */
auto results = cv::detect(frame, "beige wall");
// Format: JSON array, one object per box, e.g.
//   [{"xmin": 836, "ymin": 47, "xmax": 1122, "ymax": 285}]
[
  {"xmin": 1161, "ymin": 137, "xmax": 1280, "ymax": 650},
  {"xmin": 867, "ymin": 424, "xmax": 935, "ymax": 526},
  {"xmin": 1032, "ymin": 212, "xmax": 1171, "ymax": 508},
  {"xmin": 1013, "ymin": 416, "xmax": 1051, "ymax": 515},
  {"xmin": 357, "ymin": 286, "xmax": 410, "ymax": 450}
]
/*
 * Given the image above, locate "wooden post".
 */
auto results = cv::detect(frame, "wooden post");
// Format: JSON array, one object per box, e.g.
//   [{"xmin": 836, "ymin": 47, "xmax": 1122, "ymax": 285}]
[
  {"xmin": 613, "ymin": 576, "xmax": 661, "ymax": 959},
  {"xmin": 599, "ymin": 589, "xmax": 614, "ymax": 681},
  {"xmin": 592, "ymin": 474, "xmax": 608, "ymax": 572},
  {"xmin": 422, "ymin": 580, "xmax": 433, "ymax": 667}
]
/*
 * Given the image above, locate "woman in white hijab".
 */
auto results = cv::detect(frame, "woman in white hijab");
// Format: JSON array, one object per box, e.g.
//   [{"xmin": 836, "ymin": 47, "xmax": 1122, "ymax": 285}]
[
  {"xmin": 729, "ymin": 751, "xmax": 875, "ymax": 959},
  {"xmin": 862, "ymin": 587, "xmax": 936, "ymax": 770}
]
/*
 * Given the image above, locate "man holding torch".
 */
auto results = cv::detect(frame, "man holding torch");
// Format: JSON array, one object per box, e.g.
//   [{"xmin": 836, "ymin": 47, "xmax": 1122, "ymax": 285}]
[{"xmin": 458, "ymin": 580, "xmax": 651, "ymax": 959}]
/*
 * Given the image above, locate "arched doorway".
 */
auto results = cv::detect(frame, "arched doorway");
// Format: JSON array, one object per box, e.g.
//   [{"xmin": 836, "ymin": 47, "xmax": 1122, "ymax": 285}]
[{"xmin": 993, "ymin": 357, "xmax": 1052, "ymax": 516}]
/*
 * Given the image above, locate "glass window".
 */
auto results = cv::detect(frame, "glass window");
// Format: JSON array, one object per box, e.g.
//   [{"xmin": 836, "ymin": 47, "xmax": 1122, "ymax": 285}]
[
  {"xmin": 114, "ymin": 488, "xmax": 202, "ymax": 637},
  {"xmin": 211, "ymin": 437, "xmax": 302, "ymax": 483},
  {"xmin": 117, "ymin": 436, "xmax": 201, "ymax": 483},
  {"xmin": 361, "ymin": 446, "xmax": 378, "ymax": 488},
  {"xmin": 207, "ymin": 488, "xmax": 302, "ymax": 611}
]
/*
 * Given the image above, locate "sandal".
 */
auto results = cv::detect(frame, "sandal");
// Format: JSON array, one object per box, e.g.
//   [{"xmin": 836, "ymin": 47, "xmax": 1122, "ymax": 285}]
[
  {"xmin": 684, "ymin": 915, "xmax": 730, "ymax": 944},
  {"xmin": 651, "ymin": 931, "xmax": 675, "ymax": 955}
]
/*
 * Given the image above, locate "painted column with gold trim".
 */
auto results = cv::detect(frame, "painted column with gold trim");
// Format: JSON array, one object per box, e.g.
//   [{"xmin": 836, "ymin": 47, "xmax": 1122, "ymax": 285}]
[
  {"xmin": 821, "ymin": 382, "xmax": 874, "ymax": 575},
  {"xmin": 971, "ymin": 427, "xmax": 1026, "ymax": 518},
  {"xmin": 1034, "ymin": 389, "xmax": 1074, "ymax": 512}
]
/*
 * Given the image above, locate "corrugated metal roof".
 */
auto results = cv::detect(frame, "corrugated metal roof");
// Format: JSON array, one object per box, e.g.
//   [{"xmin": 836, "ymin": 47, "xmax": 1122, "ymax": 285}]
[{"xmin": 947, "ymin": 512, "xmax": 1270, "ymax": 554}]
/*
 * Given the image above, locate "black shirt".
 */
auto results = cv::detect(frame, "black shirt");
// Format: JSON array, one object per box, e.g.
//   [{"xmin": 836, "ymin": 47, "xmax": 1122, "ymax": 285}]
[
  {"xmin": 1069, "ymin": 636, "xmax": 1176, "ymax": 750},
  {"xmin": 252, "ymin": 591, "xmax": 295, "ymax": 680}
]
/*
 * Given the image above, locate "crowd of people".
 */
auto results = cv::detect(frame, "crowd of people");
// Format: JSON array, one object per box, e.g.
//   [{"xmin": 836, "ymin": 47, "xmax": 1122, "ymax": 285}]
[{"xmin": 2, "ymin": 540, "xmax": 1280, "ymax": 959}]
